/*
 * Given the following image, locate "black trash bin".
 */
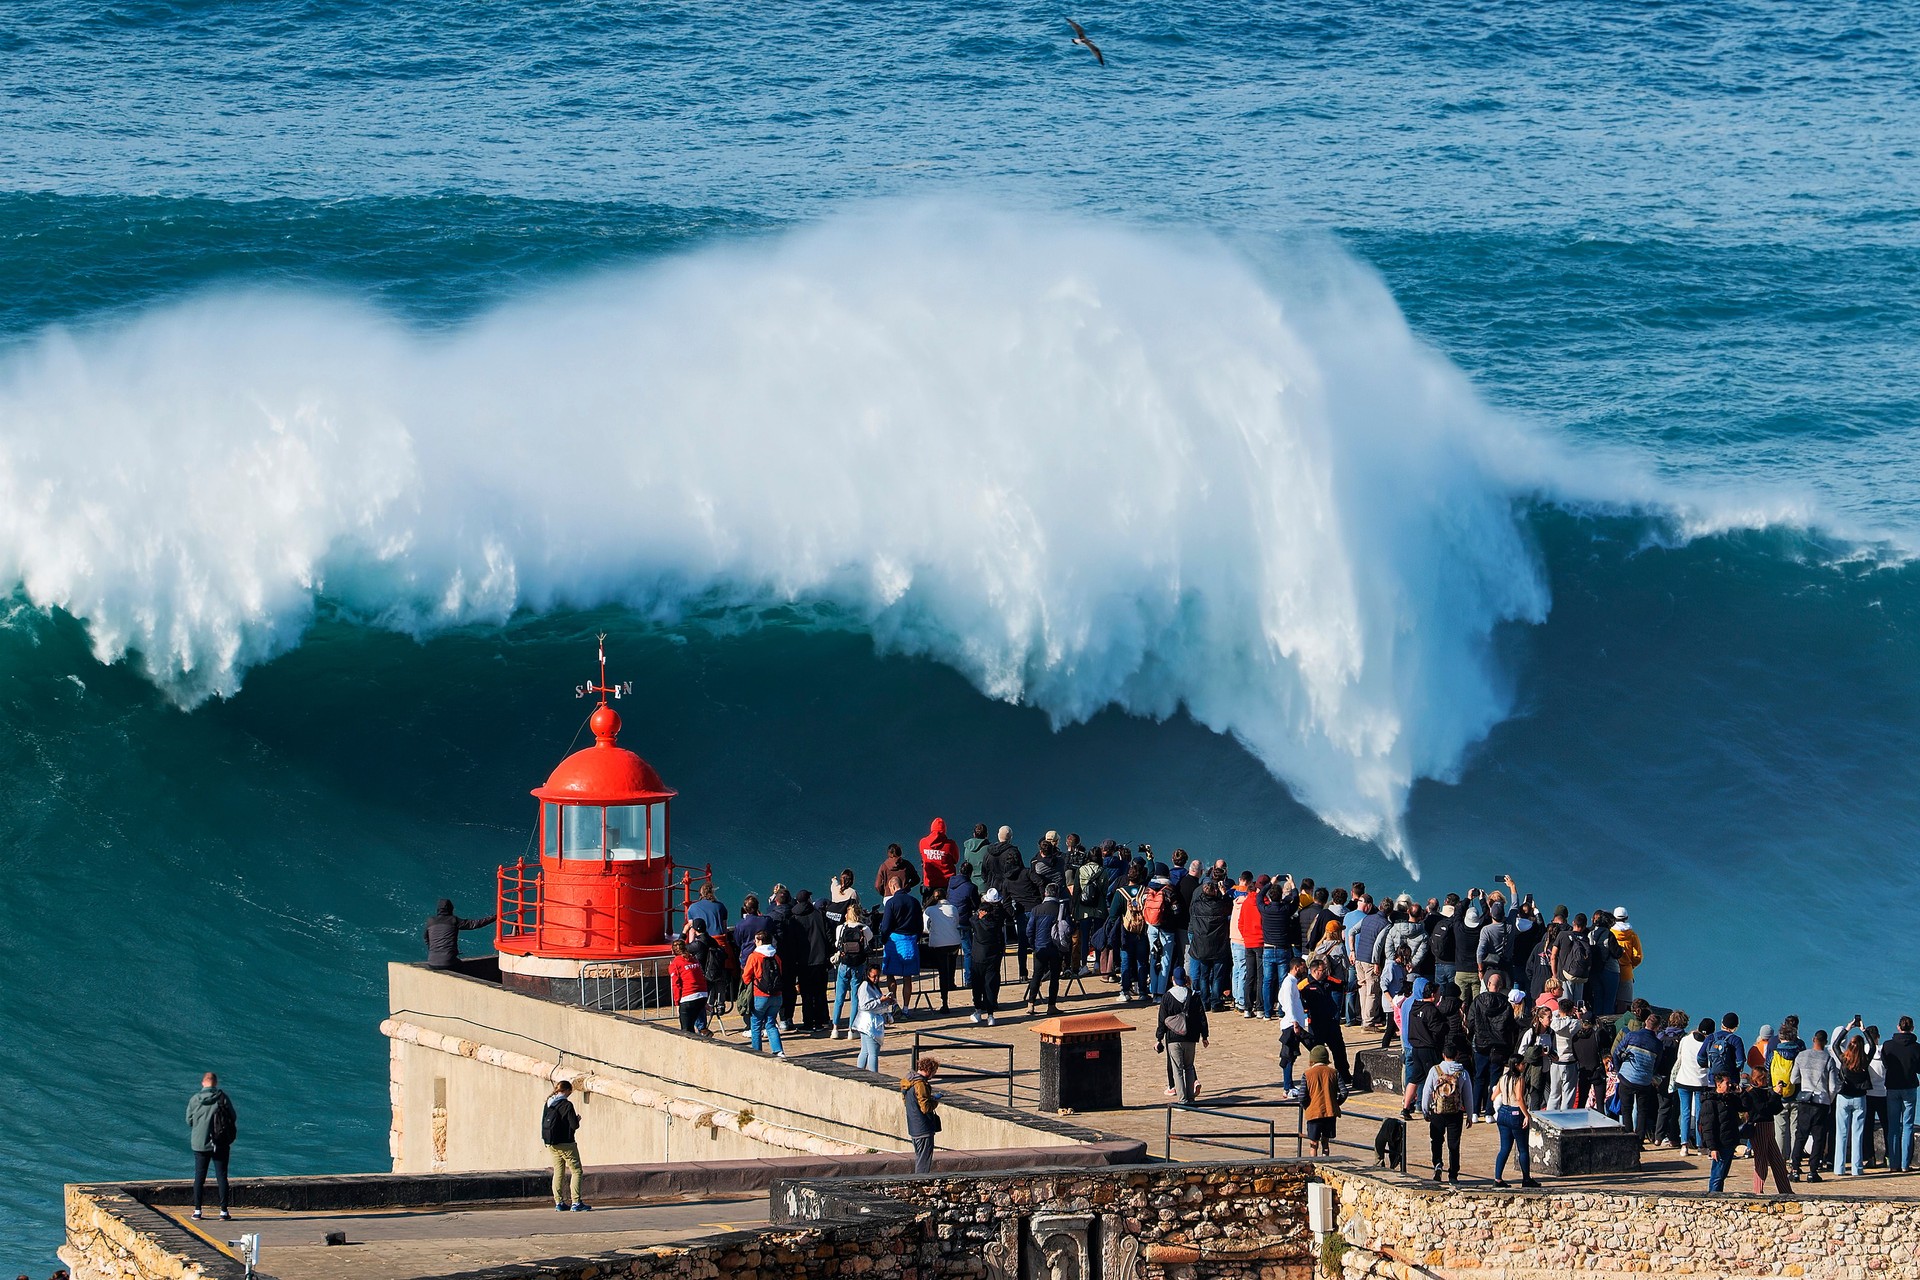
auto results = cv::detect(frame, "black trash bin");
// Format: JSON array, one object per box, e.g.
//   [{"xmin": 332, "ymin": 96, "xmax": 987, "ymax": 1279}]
[{"xmin": 1033, "ymin": 1013, "xmax": 1134, "ymax": 1112}]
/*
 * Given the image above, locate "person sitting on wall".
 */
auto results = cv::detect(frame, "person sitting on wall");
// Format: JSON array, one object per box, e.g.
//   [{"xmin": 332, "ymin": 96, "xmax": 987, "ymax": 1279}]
[{"xmin": 424, "ymin": 899, "xmax": 495, "ymax": 970}]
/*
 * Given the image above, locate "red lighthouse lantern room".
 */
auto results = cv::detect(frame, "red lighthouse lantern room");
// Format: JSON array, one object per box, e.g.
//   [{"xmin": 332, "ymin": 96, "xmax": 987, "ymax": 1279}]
[{"xmin": 496, "ymin": 640, "xmax": 709, "ymax": 1001}]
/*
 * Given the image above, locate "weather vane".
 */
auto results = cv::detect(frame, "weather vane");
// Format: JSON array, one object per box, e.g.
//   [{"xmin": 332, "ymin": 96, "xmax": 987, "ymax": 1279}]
[{"xmin": 575, "ymin": 633, "xmax": 633, "ymax": 704}]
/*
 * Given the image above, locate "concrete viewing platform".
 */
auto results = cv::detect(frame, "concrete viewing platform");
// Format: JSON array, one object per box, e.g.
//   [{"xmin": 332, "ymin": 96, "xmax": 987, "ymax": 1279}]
[{"xmin": 63, "ymin": 956, "xmax": 1920, "ymax": 1280}]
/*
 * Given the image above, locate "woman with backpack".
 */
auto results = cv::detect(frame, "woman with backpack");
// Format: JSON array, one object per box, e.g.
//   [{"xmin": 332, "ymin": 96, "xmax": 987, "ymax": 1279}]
[
  {"xmin": 1155, "ymin": 970, "xmax": 1209, "ymax": 1104},
  {"xmin": 829, "ymin": 904, "xmax": 872, "ymax": 1039},
  {"xmin": 1110, "ymin": 866, "xmax": 1152, "ymax": 1004},
  {"xmin": 1419, "ymin": 1045, "xmax": 1476, "ymax": 1184},
  {"xmin": 1552, "ymin": 913, "xmax": 1593, "ymax": 1011},
  {"xmin": 739, "ymin": 930, "xmax": 786, "ymax": 1059}
]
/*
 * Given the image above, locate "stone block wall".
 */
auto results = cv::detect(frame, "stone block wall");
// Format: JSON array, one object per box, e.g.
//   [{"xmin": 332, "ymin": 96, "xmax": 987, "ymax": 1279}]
[
  {"xmin": 1324, "ymin": 1167, "xmax": 1920, "ymax": 1279},
  {"xmin": 776, "ymin": 1163, "xmax": 1318, "ymax": 1280}
]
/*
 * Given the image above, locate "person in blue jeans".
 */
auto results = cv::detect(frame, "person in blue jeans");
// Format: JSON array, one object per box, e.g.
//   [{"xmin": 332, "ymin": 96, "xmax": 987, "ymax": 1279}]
[
  {"xmin": 829, "ymin": 905, "xmax": 872, "ymax": 1038},
  {"xmin": 741, "ymin": 934, "xmax": 786, "ymax": 1057},
  {"xmin": 1489, "ymin": 1060, "xmax": 1540, "ymax": 1188},
  {"xmin": 1261, "ymin": 944, "xmax": 1293, "ymax": 1019},
  {"xmin": 1881, "ymin": 1016, "xmax": 1920, "ymax": 1173}
]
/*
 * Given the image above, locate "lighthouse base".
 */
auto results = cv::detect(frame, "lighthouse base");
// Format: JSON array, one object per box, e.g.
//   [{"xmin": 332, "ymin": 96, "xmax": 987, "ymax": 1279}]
[{"xmin": 496, "ymin": 950, "xmax": 672, "ymax": 1011}]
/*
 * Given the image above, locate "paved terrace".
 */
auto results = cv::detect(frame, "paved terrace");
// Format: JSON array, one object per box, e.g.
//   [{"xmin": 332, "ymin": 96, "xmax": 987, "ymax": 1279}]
[
  {"xmin": 773, "ymin": 956, "xmax": 1920, "ymax": 1200},
  {"xmin": 149, "ymin": 1195, "xmax": 765, "ymax": 1280}
]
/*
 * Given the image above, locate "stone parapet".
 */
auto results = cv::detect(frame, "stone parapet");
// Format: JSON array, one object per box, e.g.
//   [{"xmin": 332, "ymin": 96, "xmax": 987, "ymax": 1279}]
[{"xmin": 1324, "ymin": 1166, "xmax": 1920, "ymax": 1279}]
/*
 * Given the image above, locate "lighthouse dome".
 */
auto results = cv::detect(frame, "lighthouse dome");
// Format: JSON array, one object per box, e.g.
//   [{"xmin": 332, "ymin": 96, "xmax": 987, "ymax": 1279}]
[{"xmin": 531, "ymin": 706, "xmax": 676, "ymax": 804}]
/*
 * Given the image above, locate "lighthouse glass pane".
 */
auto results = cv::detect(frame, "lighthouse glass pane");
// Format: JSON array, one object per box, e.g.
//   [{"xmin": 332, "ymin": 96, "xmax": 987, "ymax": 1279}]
[
  {"xmin": 604, "ymin": 805, "xmax": 652, "ymax": 861},
  {"xmin": 542, "ymin": 803, "xmax": 560, "ymax": 858},
  {"xmin": 560, "ymin": 805, "xmax": 605, "ymax": 859}
]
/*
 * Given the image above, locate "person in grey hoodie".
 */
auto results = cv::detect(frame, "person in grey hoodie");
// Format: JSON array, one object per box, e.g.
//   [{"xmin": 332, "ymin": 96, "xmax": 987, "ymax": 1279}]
[{"xmin": 186, "ymin": 1073, "xmax": 237, "ymax": 1221}]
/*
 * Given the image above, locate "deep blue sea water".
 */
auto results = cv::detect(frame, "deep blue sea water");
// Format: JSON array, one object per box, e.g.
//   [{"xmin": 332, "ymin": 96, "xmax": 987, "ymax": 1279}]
[{"xmin": 3, "ymin": 0, "xmax": 1919, "ymax": 1263}]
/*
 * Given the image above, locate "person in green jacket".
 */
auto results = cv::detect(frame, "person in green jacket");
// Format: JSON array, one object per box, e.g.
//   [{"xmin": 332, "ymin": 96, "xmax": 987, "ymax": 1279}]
[{"xmin": 186, "ymin": 1073, "xmax": 238, "ymax": 1220}]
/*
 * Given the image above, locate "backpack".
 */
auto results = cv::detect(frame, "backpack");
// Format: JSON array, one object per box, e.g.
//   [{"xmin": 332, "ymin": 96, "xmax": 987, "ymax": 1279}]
[
  {"xmin": 1077, "ymin": 863, "xmax": 1109, "ymax": 916},
  {"xmin": 752, "ymin": 953, "xmax": 782, "ymax": 997},
  {"xmin": 1049, "ymin": 907, "xmax": 1075, "ymax": 953},
  {"xmin": 1141, "ymin": 886, "xmax": 1167, "ymax": 927},
  {"xmin": 210, "ymin": 1095, "xmax": 238, "ymax": 1146},
  {"xmin": 1559, "ymin": 933, "xmax": 1592, "ymax": 981},
  {"xmin": 1770, "ymin": 1045, "xmax": 1799, "ymax": 1098},
  {"xmin": 1701, "ymin": 1030, "xmax": 1736, "ymax": 1078},
  {"xmin": 1121, "ymin": 889, "xmax": 1147, "ymax": 934},
  {"xmin": 1429, "ymin": 1069, "xmax": 1466, "ymax": 1116}
]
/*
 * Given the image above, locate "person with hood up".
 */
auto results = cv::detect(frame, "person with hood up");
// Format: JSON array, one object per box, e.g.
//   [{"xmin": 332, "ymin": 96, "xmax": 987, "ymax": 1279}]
[
  {"xmin": 186, "ymin": 1072, "xmax": 238, "ymax": 1221},
  {"xmin": 1302, "ymin": 1044, "xmax": 1341, "ymax": 1157},
  {"xmin": 739, "ymin": 930, "xmax": 787, "ymax": 1058},
  {"xmin": 919, "ymin": 818, "xmax": 959, "ymax": 891},
  {"xmin": 970, "ymin": 888, "xmax": 1009, "ymax": 1025},
  {"xmin": 873, "ymin": 844, "xmax": 921, "ymax": 898},
  {"xmin": 947, "ymin": 863, "xmax": 978, "ymax": 987},
  {"xmin": 424, "ymin": 899, "xmax": 495, "ymax": 970},
  {"xmin": 1419, "ymin": 1045, "xmax": 1476, "ymax": 1184},
  {"xmin": 1611, "ymin": 907, "xmax": 1644, "ymax": 1009}
]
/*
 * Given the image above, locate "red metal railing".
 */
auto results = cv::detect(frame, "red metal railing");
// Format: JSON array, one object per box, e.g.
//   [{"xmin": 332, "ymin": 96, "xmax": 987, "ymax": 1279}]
[{"xmin": 496, "ymin": 859, "xmax": 713, "ymax": 958}]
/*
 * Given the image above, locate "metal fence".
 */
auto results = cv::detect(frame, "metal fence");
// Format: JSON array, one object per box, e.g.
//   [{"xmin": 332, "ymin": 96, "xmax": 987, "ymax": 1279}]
[
  {"xmin": 1162, "ymin": 1102, "xmax": 1295, "ymax": 1161},
  {"xmin": 910, "ymin": 1028, "xmax": 1017, "ymax": 1108}
]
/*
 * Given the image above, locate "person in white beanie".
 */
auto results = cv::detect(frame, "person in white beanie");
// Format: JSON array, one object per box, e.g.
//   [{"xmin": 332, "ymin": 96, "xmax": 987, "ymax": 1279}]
[{"xmin": 1612, "ymin": 907, "xmax": 1644, "ymax": 1013}]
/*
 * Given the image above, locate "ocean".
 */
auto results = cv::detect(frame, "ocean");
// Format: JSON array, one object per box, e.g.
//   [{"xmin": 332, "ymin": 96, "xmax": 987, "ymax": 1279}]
[{"xmin": 3, "ymin": 0, "xmax": 1918, "ymax": 1262}]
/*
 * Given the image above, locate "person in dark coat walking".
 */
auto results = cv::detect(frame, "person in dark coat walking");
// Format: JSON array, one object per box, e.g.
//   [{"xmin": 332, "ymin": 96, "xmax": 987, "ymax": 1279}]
[
  {"xmin": 424, "ymin": 899, "xmax": 495, "ymax": 969},
  {"xmin": 1156, "ymin": 971, "xmax": 1210, "ymax": 1103},
  {"xmin": 186, "ymin": 1073, "xmax": 237, "ymax": 1221},
  {"xmin": 542, "ymin": 1080, "xmax": 588, "ymax": 1211}
]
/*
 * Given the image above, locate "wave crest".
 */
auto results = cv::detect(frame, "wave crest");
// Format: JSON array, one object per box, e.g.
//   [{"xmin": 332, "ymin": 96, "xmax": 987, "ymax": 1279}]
[{"xmin": 0, "ymin": 207, "xmax": 1661, "ymax": 862}]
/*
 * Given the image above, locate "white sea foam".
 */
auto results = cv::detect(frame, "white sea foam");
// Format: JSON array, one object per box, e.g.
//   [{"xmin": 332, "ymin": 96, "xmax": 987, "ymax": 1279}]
[{"xmin": 0, "ymin": 206, "xmax": 1715, "ymax": 862}]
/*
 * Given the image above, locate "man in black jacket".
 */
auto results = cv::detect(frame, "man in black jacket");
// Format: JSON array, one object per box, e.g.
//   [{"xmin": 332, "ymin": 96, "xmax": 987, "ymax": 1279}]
[
  {"xmin": 1468, "ymin": 972, "xmax": 1518, "ymax": 1120},
  {"xmin": 1884, "ymin": 1016, "xmax": 1920, "ymax": 1173},
  {"xmin": 1023, "ymin": 884, "xmax": 1069, "ymax": 1016},
  {"xmin": 792, "ymin": 890, "xmax": 835, "ymax": 1032},
  {"xmin": 1257, "ymin": 879, "xmax": 1300, "ymax": 1018},
  {"xmin": 1402, "ymin": 985, "xmax": 1445, "ymax": 1120},
  {"xmin": 425, "ymin": 899, "xmax": 495, "ymax": 970},
  {"xmin": 542, "ymin": 1080, "xmax": 588, "ymax": 1212}
]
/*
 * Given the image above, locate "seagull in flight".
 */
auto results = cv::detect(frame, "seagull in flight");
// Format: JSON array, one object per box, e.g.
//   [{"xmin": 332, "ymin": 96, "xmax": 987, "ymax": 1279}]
[{"xmin": 1067, "ymin": 19, "xmax": 1105, "ymax": 66}]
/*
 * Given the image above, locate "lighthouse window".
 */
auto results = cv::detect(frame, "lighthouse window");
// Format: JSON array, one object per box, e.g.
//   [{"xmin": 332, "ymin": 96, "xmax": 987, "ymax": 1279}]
[
  {"xmin": 560, "ymin": 805, "xmax": 606, "ymax": 859},
  {"xmin": 604, "ymin": 805, "xmax": 652, "ymax": 861},
  {"xmin": 542, "ymin": 803, "xmax": 560, "ymax": 858}
]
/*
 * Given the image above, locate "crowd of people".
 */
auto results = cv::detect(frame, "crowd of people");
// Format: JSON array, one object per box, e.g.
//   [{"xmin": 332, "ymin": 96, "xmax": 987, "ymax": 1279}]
[{"xmin": 652, "ymin": 821, "xmax": 1917, "ymax": 1196}]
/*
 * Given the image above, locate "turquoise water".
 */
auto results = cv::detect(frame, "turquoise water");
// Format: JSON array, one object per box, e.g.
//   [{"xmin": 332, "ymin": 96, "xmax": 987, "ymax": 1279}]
[{"xmin": 3, "ymin": 0, "xmax": 1919, "ymax": 1263}]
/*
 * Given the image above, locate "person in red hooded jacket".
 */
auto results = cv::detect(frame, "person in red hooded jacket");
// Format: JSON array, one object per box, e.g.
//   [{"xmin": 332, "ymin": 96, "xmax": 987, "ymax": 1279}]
[{"xmin": 919, "ymin": 818, "xmax": 959, "ymax": 892}]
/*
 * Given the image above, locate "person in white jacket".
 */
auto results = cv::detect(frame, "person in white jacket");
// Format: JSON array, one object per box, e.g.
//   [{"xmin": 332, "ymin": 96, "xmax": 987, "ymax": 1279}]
[
  {"xmin": 1275, "ymin": 958, "xmax": 1309, "ymax": 1093},
  {"xmin": 1672, "ymin": 1018, "xmax": 1715, "ymax": 1154},
  {"xmin": 852, "ymin": 962, "xmax": 896, "ymax": 1073}
]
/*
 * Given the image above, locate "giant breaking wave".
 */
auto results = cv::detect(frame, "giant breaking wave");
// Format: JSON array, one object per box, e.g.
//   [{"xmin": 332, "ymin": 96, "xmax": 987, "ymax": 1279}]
[{"xmin": 0, "ymin": 207, "xmax": 1688, "ymax": 863}]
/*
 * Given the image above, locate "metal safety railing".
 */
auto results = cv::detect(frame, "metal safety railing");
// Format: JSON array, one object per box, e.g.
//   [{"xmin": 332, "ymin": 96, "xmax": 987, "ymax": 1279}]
[
  {"xmin": 1163, "ymin": 1102, "xmax": 1290, "ymax": 1161},
  {"xmin": 497, "ymin": 860, "xmax": 714, "ymax": 956},
  {"xmin": 578, "ymin": 956, "xmax": 675, "ymax": 1018},
  {"xmin": 909, "ymin": 1029, "xmax": 1016, "ymax": 1108}
]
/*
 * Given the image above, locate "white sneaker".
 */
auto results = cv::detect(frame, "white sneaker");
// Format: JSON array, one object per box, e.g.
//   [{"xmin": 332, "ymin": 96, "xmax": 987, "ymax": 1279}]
[
  {"xmin": 986, "ymin": 1014, "xmax": 996, "ymax": 1026},
  {"xmin": 739, "ymin": 1029, "xmax": 754, "ymax": 1040},
  {"xmin": 775, "ymin": 1051, "xmax": 788, "ymax": 1060},
  {"xmin": 970, "ymin": 1011, "xmax": 982, "ymax": 1024}
]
